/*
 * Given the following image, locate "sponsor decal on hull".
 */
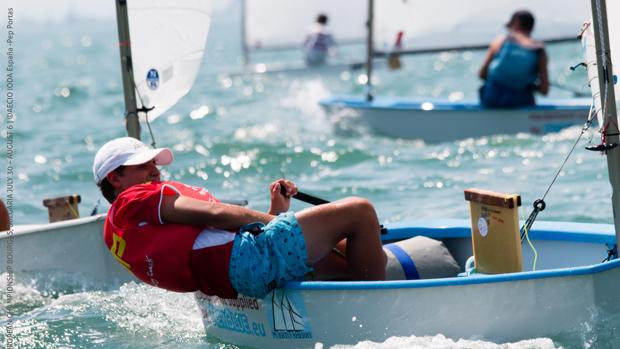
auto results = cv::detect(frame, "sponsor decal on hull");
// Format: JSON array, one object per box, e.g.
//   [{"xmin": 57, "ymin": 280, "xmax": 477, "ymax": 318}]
[
  {"xmin": 199, "ymin": 289, "xmax": 313, "ymax": 340},
  {"xmin": 265, "ymin": 289, "xmax": 313, "ymax": 339}
]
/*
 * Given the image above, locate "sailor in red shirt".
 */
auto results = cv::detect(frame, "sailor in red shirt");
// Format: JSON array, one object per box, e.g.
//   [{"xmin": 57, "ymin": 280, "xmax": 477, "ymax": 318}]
[{"xmin": 93, "ymin": 137, "xmax": 386, "ymax": 299}]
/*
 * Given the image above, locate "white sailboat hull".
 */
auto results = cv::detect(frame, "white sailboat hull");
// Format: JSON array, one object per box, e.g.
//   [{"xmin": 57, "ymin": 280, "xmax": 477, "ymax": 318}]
[
  {"xmin": 4, "ymin": 216, "xmax": 619, "ymax": 346},
  {"xmin": 321, "ymin": 97, "xmax": 592, "ymax": 143},
  {"xmin": 1, "ymin": 215, "xmax": 136, "ymax": 289},
  {"xmin": 196, "ymin": 219, "xmax": 620, "ymax": 348}
]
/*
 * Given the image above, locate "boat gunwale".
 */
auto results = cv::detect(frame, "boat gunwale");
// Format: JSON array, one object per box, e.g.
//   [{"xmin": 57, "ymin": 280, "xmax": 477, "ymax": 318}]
[
  {"xmin": 282, "ymin": 218, "xmax": 618, "ymax": 292},
  {"xmin": 384, "ymin": 218, "xmax": 616, "ymax": 244},
  {"xmin": 319, "ymin": 96, "xmax": 591, "ymax": 112},
  {"xmin": 284, "ymin": 257, "xmax": 620, "ymax": 292},
  {"xmin": 6, "ymin": 217, "xmax": 617, "ymax": 292},
  {"xmin": 2, "ymin": 214, "xmax": 105, "ymax": 237}
]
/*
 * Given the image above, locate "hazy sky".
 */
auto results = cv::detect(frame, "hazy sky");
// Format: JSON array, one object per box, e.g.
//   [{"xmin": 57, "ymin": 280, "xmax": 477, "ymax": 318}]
[
  {"xmin": 9, "ymin": 1, "xmax": 115, "ymax": 21},
  {"xmin": 8, "ymin": 0, "xmax": 233, "ymax": 22}
]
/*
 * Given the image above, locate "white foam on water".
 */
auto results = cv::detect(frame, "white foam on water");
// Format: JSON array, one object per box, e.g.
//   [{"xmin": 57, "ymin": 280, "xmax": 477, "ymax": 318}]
[
  {"xmin": 280, "ymin": 78, "xmax": 332, "ymax": 129},
  {"xmin": 93, "ymin": 282, "xmax": 204, "ymax": 341},
  {"xmin": 330, "ymin": 334, "xmax": 562, "ymax": 349},
  {"xmin": 1, "ymin": 278, "xmax": 208, "ymax": 347},
  {"xmin": 540, "ymin": 125, "xmax": 588, "ymax": 143},
  {"xmin": 1, "ymin": 273, "xmax": 46, "ymax": 305},
  {"xmin": 233, "ymin": 123, "xmax": 280, "ymax": 142}
]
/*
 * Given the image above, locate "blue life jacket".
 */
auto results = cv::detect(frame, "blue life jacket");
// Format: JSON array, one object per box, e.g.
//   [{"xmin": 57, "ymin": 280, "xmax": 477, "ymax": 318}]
[
  {"xmin": 480, "ymin": 38, "xmax": 542, "ymax": 108},
  {"xmin": 487, "ymin": 40, "xmax": 541, "ymax": 91}
]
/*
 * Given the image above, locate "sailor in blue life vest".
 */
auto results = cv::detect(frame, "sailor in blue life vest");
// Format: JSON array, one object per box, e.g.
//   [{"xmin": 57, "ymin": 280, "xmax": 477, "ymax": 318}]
[
  {"xmin": 478, "ymin": 10, "xmax": 549, "ymax": 108},
  {"xmin": 303, "ymin": 13, "xmax": 336, "ymax": 67}
]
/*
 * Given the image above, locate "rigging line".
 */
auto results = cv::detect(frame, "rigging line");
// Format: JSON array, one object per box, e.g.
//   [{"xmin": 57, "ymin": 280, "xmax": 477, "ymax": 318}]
[
  {"xmin": 131, "ymin": 79, "xmax": 158, "ymax": 148},
  {"xmin": 522, "ymin": 224, "xmax": 538, "ymax": 271},
  {"xmin": 520, "ymin": 101, "xmax": 596, "ymax": 242},
  {"xmin": 578, "ymin": 22, "xmax": 591, "ymax": 39},
  {"xmin": 603, "ymin": 245, "xmax": 617, "ymax": 262},
  {"xmin": 540, "ymin": 101, "xmax": 596, "ymax": 202},
  {"xmin": 66, "ymin": 200, "xmax": 79, "ymax": 219},
  {"xmin": 90, "ymin": 198, "xmax": 101, "ymax": 216}
]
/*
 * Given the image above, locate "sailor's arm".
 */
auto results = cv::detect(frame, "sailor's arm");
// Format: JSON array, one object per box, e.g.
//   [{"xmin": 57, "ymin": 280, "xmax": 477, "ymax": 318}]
[
  {"xmin": 160, "ymin": 194, "xmax": 274, "ymax": 229},
  {"xmin": 479, "ymin": 35, "xmax": 504, "ymax": 80},
  {"xmin": 268, "ymin": 179, "xmax": 297, "ymax": 215},
  {"xmin": 536, "ymin": 49, "xmax": 549, "ymax": 95}
]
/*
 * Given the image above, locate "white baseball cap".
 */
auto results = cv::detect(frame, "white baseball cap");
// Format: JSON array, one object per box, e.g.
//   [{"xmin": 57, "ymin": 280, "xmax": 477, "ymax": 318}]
[{"xmin": 93, "ymin": 137, "xmax": 173, "ymax": 184}]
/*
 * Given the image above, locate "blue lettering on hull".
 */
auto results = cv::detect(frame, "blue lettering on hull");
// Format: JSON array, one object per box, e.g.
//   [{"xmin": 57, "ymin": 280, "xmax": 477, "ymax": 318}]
[{"xmin": 206, "ymin": 304, "xmax": 266, "ymax": 337}]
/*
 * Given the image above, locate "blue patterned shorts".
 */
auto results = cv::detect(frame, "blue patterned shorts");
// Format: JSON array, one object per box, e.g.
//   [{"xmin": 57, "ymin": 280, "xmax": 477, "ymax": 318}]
[{"xmin": 228, "ymin": 212, "xmax": 313, "ymax": 299}]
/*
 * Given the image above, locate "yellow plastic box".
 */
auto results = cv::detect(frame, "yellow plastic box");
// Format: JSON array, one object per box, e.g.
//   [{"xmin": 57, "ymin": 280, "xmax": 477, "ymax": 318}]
[{"xmin": 464, "ymin": 188, "xmax": 522, "ymax": 274}]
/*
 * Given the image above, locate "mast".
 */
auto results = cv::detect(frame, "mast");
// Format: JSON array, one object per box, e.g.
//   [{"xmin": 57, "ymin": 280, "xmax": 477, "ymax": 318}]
[
  {"xmin": 115, "ymin": 0, "xmax": 141, "ymax": 140},
  {"xmin": 365, "ymin": 0, "xmax": 374, "ymax": 101},
  {"xmin": 591, "ymin": 0, "xmax": 620, "ymax": 242},
  {"xmin": 241, "ymin": 0, "xmax": 249, "ymax": 66}
]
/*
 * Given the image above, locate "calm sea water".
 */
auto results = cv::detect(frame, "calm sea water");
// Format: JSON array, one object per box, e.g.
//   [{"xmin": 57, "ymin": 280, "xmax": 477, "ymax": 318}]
[{"xmin": 1, "ymin": 6, "xmax": 610, "ymax": 349}]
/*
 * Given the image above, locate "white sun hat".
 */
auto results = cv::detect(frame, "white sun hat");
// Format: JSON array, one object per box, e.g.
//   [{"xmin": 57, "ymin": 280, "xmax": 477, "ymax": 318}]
[{"xmin": 93, "ymin": 137, "xmax": 173, "ymax": 184}]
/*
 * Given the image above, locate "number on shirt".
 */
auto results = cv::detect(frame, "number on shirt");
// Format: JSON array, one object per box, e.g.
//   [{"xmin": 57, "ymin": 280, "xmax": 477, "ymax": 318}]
[{"xmin": 110, "ymin": 233, "xmax": 131, "ymax": 270}]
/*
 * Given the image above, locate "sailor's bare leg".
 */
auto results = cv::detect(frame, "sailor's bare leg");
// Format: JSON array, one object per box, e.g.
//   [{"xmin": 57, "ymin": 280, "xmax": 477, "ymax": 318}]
[
  {"xmin": 295, "ymin": 197, "xmax": 386, "ymax": 280},
  {"xmin": 311, "ymin": 240, "xmax": 349, "ymax": 280}
]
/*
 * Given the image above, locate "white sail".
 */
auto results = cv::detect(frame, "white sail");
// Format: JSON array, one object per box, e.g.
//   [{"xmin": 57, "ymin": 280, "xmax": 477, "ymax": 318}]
[
  {"xmin": 127, "ymin": 0, "xmax": 212, "ymax": 121},
  {"xmin": 583, "ymin": 23, "xmax": 602, "ymax": 126},
  {"xmin": 374, "ymin": 0, "xmax": 591, "ymax": 52},
  {"xmin": 244, "ymin": 0, "xmax": 367, "ymax": 51}
]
